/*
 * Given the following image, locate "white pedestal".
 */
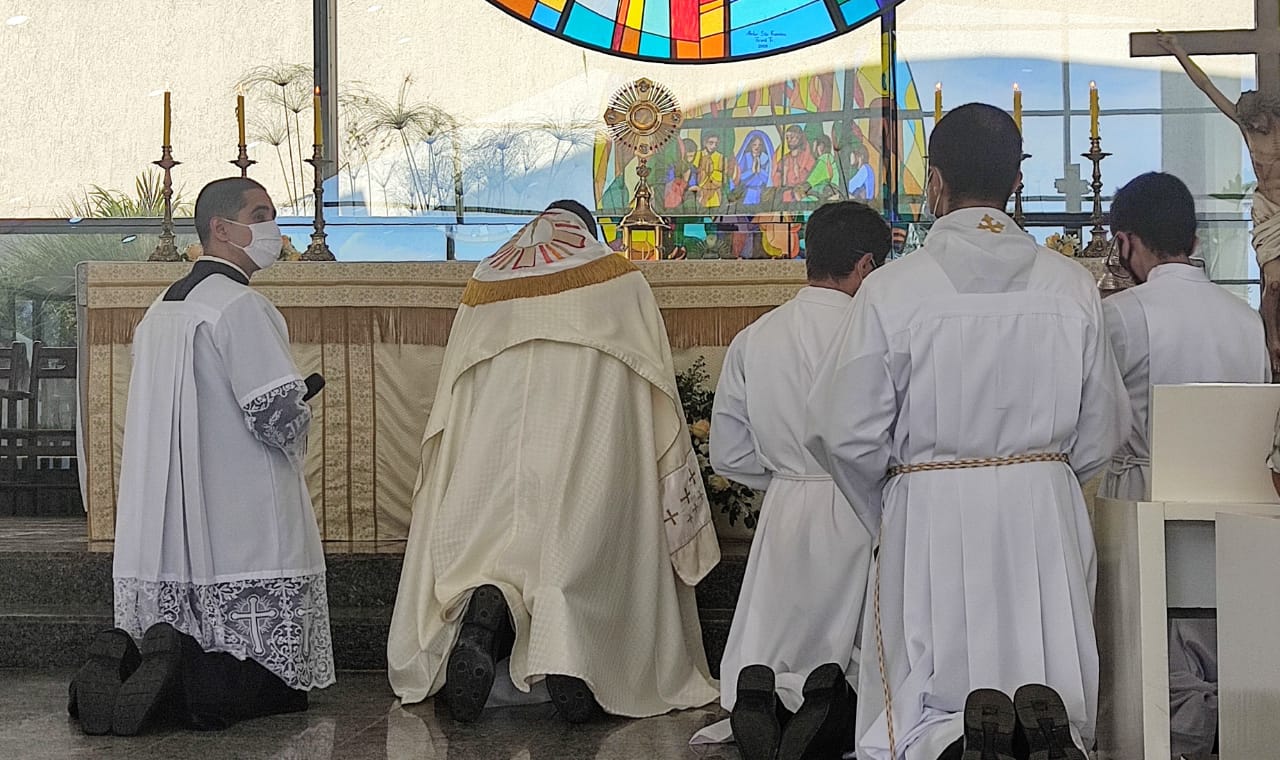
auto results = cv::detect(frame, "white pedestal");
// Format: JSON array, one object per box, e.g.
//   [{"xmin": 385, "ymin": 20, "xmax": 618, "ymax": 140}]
[
  {"xmin": 1217, "ymin": 513, "xmax": 1280, "ymax": 759},
  {"xmin": 1094, "ymin": 384, "xmax": 1280, "ymax": 760}
]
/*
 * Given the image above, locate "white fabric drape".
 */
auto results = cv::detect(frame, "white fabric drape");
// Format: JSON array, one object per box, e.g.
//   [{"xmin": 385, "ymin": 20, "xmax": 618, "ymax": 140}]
[
  {"xmin": 692, "ymin": 286, "xmax": 872, "ymax": 747},
  {"xmin": 806, "ymin": 208, "xmax": 1128, "ymax": 760},
  {"xmin": 387, "ymin": 211, "xmax": 718, "ymax": 717},
  {"xmin": 1100, "ymin": 263, "xmax": 1268, "ymax": 502},
  {"xmin": 113, "ymin": 276, "xmax": 333, "ymax": 690}
]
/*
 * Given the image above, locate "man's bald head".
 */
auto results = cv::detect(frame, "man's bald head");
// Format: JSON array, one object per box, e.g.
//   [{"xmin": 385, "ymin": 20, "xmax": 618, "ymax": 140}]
[{"xmin": 927, "ymin": 103, "xmax": 1023, "ymax": 210}]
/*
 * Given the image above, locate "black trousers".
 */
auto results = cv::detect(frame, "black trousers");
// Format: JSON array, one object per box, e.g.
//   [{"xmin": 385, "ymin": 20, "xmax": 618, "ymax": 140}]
[{"xmin": 179, "ymin": 641, "xmax": 307, "ymax": 729}]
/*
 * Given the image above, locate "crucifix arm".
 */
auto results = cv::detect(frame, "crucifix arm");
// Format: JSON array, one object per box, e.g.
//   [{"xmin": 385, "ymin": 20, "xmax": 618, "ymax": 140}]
[{"xmin": 1156, "ymin": 33, "xmax": 1243, "ymax": 127}]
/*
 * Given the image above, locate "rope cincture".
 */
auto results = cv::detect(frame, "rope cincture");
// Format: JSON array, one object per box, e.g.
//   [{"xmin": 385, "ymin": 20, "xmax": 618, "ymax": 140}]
[
  {"xmin": 873, "ymin": 450, "xmax": 1071, "ymax": 759},
  {"xmin": 886, "ymin": 452, "xmax": 1070, "ymax": 479},
  {"xmin": 874, "ymin": 518, "xmax": 897, "ymax": 760}
]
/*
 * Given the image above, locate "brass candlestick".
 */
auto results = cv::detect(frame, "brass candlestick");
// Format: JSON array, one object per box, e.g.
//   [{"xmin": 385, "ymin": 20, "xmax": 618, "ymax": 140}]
[
  {"xmin": 230, "ymin": 143, "xmax": 256, "ymax": 178},
  {"xmin": 1080, "ymin": 135, "xmax": 1112, "ymax": 257},
  {"xmin": 302, "ymin": 143, "xmax": 335, "ymax": 261},
  {"xmin": 1012, "ymin": 152, "xmax": 1031, "ymax": 229},
  {"xmin": 148, "ymin": 145, "xmax": 182, "ymax": 262}
]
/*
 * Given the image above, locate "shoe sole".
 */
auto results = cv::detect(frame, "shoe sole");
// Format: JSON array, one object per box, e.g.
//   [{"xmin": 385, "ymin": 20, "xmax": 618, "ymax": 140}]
[
  {"xmin": 546, "ymin": 674, "xmax": 604, "ymax": 724},
  {"xmin": 777, "ymin": 663, "xmax": 847, "ymax": 760},
  {"xmin": 1013, "ymin": 684, "xmax": 1085, "ymax": 760},
  {"xmin": 961, "ymin": 689, "xmax": 1018, "ymax": 760},
  {"xmin": 730, "ymin": 665, "xmax": 780, "ymax": 760},
  {"xmin": 112, "ymin": 625, "xmax": 183, "ymax": 736},
  {"xmin": 444, "ymin": 586, "xmax": 507, "ymax": 723},
  {"xmin": 73, "ymin": 631, "xmax": 136, "ymax": 736}
]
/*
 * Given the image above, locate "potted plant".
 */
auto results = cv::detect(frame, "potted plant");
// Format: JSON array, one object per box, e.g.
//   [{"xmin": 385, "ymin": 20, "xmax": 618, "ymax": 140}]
[{"xmin": 675, "ymin": 357, "xmax": 760, "ymax": 539}]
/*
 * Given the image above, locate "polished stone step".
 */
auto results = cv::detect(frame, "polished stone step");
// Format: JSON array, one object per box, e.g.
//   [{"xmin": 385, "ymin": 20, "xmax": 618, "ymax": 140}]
[{"xmin": 0, "ymin": 519, "xmax": 748, "ymax": 676}]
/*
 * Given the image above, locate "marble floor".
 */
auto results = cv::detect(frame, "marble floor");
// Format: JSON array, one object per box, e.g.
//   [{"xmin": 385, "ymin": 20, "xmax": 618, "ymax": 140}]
[{"xmin": 2, "ymin": 669, "xmax": 740, "ymax": 760}]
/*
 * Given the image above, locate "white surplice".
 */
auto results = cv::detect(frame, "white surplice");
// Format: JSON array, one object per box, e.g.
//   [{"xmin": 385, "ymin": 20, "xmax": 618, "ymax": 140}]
[
  {"xmin": 113, "ymin": 262, "xmax": 334, "ymax": 690},
  {"xmin": 1099, "ymin": 263, "xmax": 1268, "ymax": 757},
  {"xmin": 1100, "ymin": 263, "xmax": 1269, "ymax": 501},
  {"xmin": 691, "ymin": 286, "xmax": 873, "ymax": 746},
  {"xmin": 805, "ymin": 208, "xmax": 1128, "ymax": 760},
  {"xmin": 386, "ymin": 210, "xmax": 719, "ymax": 718}
]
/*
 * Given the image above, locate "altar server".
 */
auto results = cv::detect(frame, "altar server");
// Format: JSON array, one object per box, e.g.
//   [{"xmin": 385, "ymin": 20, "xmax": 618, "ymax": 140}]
[
  {"xmin": 387, "ymin": 201, "xmax": 719, "ymax": 723},
  {"xmin": 1100, "ymin": 171, "xmax": 1269, "ymax": 757},
  {"xmin": 71, "ymin": 178, "xmax": 334, "ymax": 736},
  {"xmin": 1100, "ymin": 172, "xmax": 1269, "ymax": 499},
  {"xmin": 806, "ymin": 104, "xmax": 1128, "ymax": 760},
  {"xmin": 692, "ymin": 201, "xmax": 888, "ymax": 760}
]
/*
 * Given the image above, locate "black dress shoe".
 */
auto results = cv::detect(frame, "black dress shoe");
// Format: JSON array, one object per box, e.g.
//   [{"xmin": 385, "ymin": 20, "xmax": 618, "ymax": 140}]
[
  {"xmin": 730, "ymin": 665, "xmax": 781, "ymax": 760},
  {"xmin": 1012, "ymin": 684, "xmax": 1085, "ymax": 760},
  {"xmin": 961, "ymin": 689, "xmax": 1018, "ymax": 760},
  {"xmin": 69, "ymin": 628, "xmax": 142, "ymax": 735},
  {"xmin": 547, "ymin": 674, "xmax": 604, "ymax": 724},
  {"xmin": 112, "ymin": 623, "xmax": 185, "ymax": 736},
  {"xmin": 777, "ymin": 663, "xmax": 854, "ymax": 760},
  {"xmin": 444, "ymin": 585, "xmax": 512, "ymax": 723}
]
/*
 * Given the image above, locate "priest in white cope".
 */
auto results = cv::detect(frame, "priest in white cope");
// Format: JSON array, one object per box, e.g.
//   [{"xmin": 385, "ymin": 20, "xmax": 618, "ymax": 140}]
[
  {"xmin": 386, "ymin": 202, "xmax": 719, "ymax": 724},
  {"xmin": 691, "ymin": 201, "xmax": 888, "ymax": 760},
  {"xmin": 806, "ymin": 104, "xmax": 1128, "ymax": 760},
  {"xmin": 1099, "ymin": 171, "xmax": 1269, "ymax": 757},
  {"xmin": 76, "ymin": 178, "xmax": 334, "ymax": 737}
]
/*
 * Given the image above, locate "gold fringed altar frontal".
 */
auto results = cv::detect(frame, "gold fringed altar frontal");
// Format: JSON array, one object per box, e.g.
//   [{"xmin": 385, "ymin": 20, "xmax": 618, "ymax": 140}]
[
  {"xmin": 85, "ymin": 306, "xmax": 459, "ymax": 348},
  {"xmin": 662, "ymin": 306, "xmax": 775, "ymax": 349},
  {"xmin": 79, "ymin": 259, "xmax": 806, "ymax": 544},
  {"xmin": 88, "ymin": 303, "xmax": 769, "ymax": 350}
]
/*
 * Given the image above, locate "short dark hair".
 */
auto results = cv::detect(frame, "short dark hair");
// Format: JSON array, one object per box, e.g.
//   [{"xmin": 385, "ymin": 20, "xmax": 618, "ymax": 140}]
[
  {"xmin": 804, "ymin": 201, "xmax": 892, "ymax": 280},
  {"xmin": 546, "ymin": 199, "xmax": 598, "ymax": 239},
  {"xmin": 194, "ymin": 177, "xmax": 267, "ymax": 245},
  {"xmin": 928, "ymin": 103, "xmax": 1022, "ymax": 206},
  {"xmin": 1109, "ymin": 172, "xmax": 1197, "ymax": 258}
]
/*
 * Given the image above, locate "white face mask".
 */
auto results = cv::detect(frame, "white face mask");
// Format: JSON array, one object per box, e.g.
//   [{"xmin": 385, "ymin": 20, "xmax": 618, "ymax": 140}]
[
  {"xmin": 224, "ymin": 219, "xmax": 282, "ymax": 270},
  {"xmin": 922, "ymin": 169, "xmax": 939, "ymax": 222}
]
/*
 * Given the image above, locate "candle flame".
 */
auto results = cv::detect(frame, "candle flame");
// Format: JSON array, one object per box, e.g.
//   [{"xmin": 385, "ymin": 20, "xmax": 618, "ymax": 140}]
[
  {"xmin": 1090, "ymin": 80, "xmax": 1097, "ymax": 89},
  {"xmin": 1013, "ymin": 83, "xmax": 1020, "ymax": 92},
  {"xmin": 237, "ymin": 85, "xmax": 245, "ymax": 97},
  {"xmin": 935, "ymin": 82, "xmax": 941, "ymax": 91},
  {"xmin": 314, "ymin": 85, "xmax": 321, "ymax": 96}
]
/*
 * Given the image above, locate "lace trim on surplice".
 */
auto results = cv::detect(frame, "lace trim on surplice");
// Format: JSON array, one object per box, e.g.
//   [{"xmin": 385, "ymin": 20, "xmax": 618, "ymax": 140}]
[
  {"xmin": 114, "ymin": 573, "xmax": 335, "ymax": 690},
  {"xmin": 242, "ymin": 379, "xmax": 310, "ymax": 468}
]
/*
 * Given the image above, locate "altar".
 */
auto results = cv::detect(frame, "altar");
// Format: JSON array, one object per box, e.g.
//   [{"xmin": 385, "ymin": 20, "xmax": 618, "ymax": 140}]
[{"xmin": 76, "ymin": 258, "xmax": 813, "ymax": 543}]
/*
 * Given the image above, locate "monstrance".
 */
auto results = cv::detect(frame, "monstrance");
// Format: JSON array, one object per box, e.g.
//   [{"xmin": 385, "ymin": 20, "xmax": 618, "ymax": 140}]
[{"xmin": 604, "ymin": 78, "xmax": 681, "ymax": 260}]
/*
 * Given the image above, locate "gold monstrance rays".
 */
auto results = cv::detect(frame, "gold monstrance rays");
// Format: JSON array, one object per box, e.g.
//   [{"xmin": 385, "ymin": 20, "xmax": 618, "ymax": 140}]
[{"xmin": 604, "ymin": 78, "xmax": 681, "ymax": 260}]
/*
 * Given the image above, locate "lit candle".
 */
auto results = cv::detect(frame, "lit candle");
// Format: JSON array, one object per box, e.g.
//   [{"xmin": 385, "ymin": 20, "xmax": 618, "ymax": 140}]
[
  {"xmin": 236, "ymin": 88, "xmax": 246, "ymax": 146},
  {"xmin": 313, "ymin": 86, "xmax": 323, "ymax": 146},
  {"xmin": 163, "ymin": 91, "xmax": 171, "ymax": 146},
  {"xmin": 1089, "ymin": 81, "xmax": 1100, "ymax": 139},
  {"xmin": 934, "ymin": 83, "xmax": 943, "ymax": 123},
  {"xmin": 1013, "ymin": 83, "xmax": 1022, "ymax": 132}
]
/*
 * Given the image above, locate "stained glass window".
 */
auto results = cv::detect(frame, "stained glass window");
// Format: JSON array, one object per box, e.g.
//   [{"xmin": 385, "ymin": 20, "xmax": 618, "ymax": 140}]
[{"xmin": 486, "ymin": 0, "xmax": 904, "ymax": 63}]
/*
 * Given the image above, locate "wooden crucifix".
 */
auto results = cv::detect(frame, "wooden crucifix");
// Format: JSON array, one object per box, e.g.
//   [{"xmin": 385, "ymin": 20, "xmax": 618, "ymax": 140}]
[
  {"xmin": 1130, "ymin": 1, "xmax": 1280, "ymax": 97},
  {"xmin": 1132, "ymin": 1, "xmax": 1280, "ymax": 374}
]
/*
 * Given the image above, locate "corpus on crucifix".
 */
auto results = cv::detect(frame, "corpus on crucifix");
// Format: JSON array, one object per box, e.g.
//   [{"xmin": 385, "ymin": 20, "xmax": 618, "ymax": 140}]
[{"xmin": 1131, "ymin": 3, "xmax": 1280, "ymax": 371}]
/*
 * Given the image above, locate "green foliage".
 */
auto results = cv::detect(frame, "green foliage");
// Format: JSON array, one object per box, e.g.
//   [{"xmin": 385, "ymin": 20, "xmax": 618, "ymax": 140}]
[
  {"xmin": 0, "ymin": 170, "xmax": 181, "ymax": 342},
  {"xmin": 0, "ymin": 234, "xmax": 153, "ymax": 342},
  {"xmin": 64, "ymin": 170, "xmax": 191, "ymax": 219},
  {"xmin": 675, "ymin": 356, "xmax": 760, "ymax": 529},
  {"xmin": 1210, "ymin": 174, "xmax": 1257, "ymax": 204}
]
